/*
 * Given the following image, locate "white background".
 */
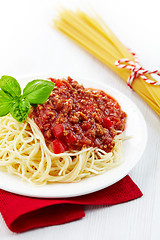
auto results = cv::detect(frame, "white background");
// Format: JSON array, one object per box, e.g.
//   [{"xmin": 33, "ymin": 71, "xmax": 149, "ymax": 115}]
[{"xmin": 0, "ymin": 0, "xmax": 160, "ymax": 239}]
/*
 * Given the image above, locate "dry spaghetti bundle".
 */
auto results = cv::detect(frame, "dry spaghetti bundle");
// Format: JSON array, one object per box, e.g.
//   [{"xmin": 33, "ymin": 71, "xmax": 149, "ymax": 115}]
[{"xmin": 54, "ymin": 9, "xmax": 160, "ymax": 116}]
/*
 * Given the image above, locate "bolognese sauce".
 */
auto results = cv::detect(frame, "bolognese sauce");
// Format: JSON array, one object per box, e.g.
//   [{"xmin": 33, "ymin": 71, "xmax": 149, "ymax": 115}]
[{"xmin": 31, "ymin": 77, "xmax": 127, "ymax": 154}]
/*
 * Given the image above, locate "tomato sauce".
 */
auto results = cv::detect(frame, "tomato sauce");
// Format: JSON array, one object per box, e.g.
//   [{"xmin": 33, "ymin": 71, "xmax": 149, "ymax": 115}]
[{"xmin": 31, "ymin": 77, "xmax": 127, "ymax": 153}]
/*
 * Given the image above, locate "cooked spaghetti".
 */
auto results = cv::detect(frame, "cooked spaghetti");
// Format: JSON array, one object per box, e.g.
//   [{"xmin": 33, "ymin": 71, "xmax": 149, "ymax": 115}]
[
  {"xmin": 0, "ymin": 114, "xmax": 123, "ymax": 185},
  {"xmin": 0, "ymin": 77, "xmax": 126, "ymax": 185}
]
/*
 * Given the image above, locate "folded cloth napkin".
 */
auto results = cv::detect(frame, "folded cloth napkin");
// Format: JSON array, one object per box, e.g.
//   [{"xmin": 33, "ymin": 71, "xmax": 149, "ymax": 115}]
[{"xmin": 0, "ymin": 175, "xmax": 142, "ymax": 233}]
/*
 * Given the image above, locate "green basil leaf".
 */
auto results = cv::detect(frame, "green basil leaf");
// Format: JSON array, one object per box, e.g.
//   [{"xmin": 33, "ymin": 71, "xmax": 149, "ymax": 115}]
[
  {"xmin": 23, "ymin": 80, "xmax": 55, "ymax": 104},
  {"xmin": 10, "ymin": 99, "xmax": 30, "ymax": 122},
  {"xmin": 0, "ymin": 75, "xmax": 21, "ymax": 98},
  {"xmin": 0, "ymin": 90, "xmax": 13, "ymax": 117},
  {"xmin": 0, "ymin": 102, "xmax": 13, "ymax": 117},
  {"xmin": 0, "ymin": 89, "xmax": 13, "ymax": 102}
]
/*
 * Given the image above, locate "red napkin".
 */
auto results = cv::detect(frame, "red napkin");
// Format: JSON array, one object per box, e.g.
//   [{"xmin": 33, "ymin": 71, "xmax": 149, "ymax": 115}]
[{"xmin": 0, "ymin": 175, "xmax": 142, "ymax": 233}]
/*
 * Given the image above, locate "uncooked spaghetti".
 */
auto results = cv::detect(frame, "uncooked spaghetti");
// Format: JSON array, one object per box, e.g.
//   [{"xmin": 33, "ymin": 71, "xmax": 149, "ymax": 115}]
[{"xmin": 54, "ymin": 9, "xmax": 160, "ymax": 116}]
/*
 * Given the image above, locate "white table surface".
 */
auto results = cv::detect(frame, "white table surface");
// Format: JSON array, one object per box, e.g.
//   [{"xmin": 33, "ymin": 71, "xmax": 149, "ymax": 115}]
[{"xmin": 0, "ymin": 0, "xmax": 160, "ymax": 239}]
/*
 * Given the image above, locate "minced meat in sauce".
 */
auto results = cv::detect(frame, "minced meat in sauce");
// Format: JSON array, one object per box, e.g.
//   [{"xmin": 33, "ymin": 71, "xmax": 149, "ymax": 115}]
[{"xmin": 31, "ymin": 77, "xmax": 127, "ymax": 154}]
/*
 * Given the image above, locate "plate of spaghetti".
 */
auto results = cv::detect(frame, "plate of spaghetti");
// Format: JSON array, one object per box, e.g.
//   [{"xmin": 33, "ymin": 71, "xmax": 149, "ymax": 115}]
[{"xmin": 0, "ymin": 75, "xmax": 147, "ymax": 198}]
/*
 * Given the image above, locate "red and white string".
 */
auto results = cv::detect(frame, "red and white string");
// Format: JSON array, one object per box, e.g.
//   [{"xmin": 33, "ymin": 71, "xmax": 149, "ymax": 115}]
[{"xmin": 115, "ymin": 50, "xmax": 160, "ymax": 88}]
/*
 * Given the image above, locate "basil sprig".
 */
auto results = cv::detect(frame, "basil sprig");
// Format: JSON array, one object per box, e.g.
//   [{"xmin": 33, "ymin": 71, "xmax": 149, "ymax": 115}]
[{"xmin": 0, "ymin": 75, "xmax": 55, "ymax": 122}]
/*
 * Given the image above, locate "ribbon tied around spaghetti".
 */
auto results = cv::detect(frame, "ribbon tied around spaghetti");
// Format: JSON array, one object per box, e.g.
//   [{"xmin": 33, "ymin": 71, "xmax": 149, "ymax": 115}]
[{"xmin": 115, "ymin": 52, "xmax": 160, "ymax": 88}]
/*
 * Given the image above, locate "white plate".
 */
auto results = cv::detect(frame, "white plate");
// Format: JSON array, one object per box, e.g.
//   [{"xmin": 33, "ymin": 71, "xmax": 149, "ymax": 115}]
[{"xmin": 0, "ymin": 75, "xmax": 147, "ymax": 198}]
